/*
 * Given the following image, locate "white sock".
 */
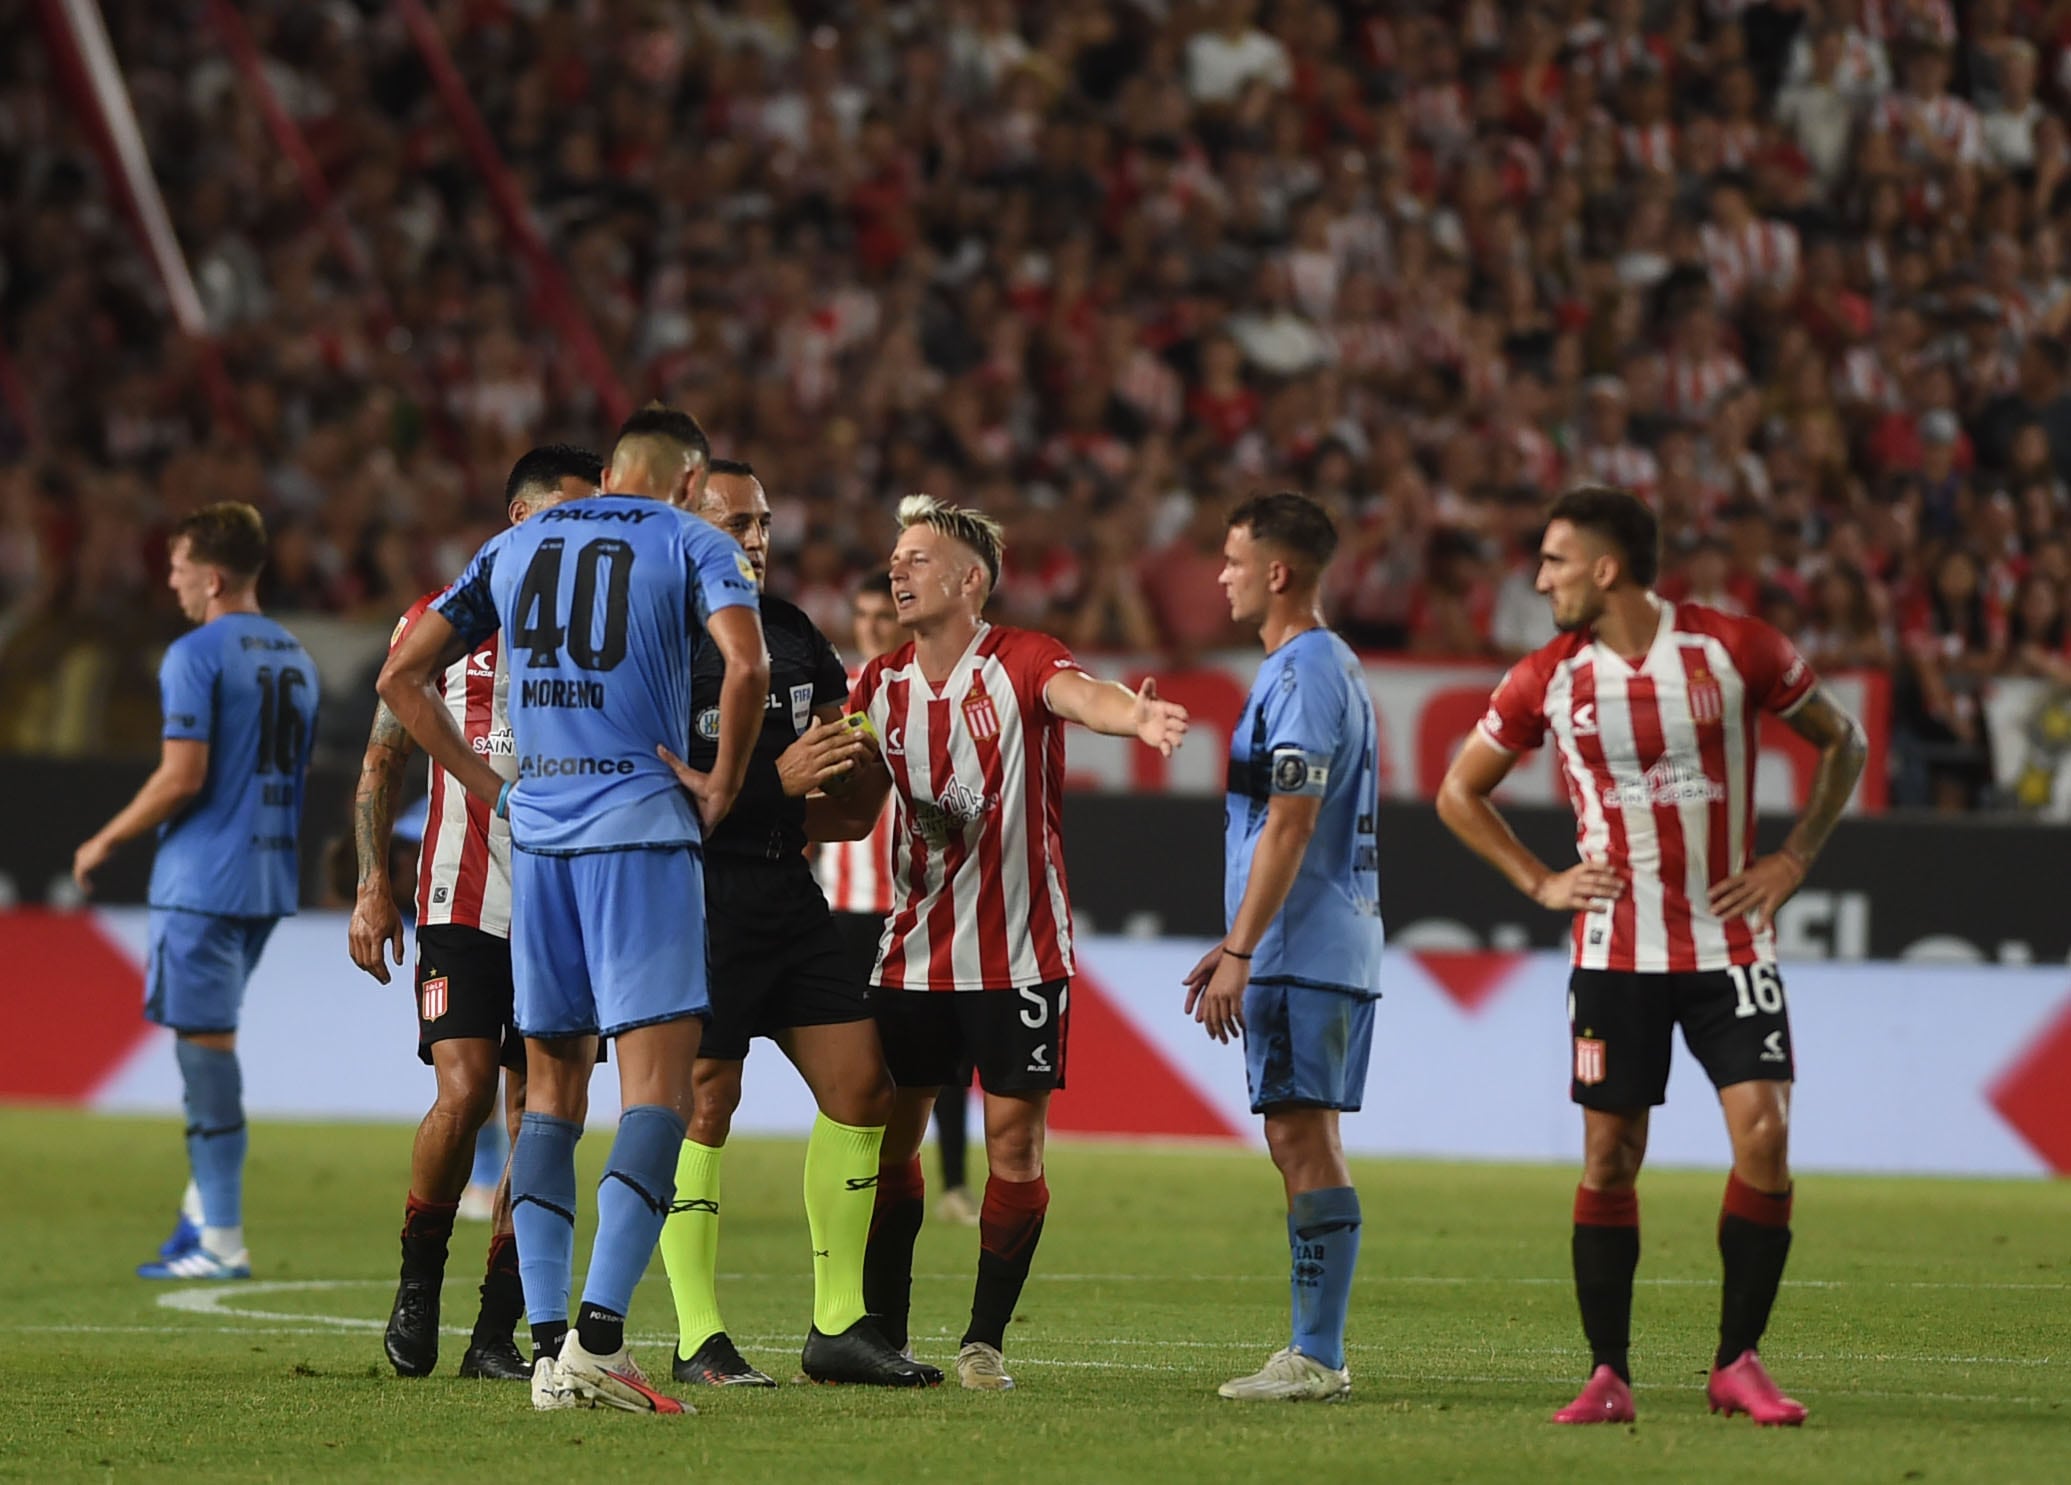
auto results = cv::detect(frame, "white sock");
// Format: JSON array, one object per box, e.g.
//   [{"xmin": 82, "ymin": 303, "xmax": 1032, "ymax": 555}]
[
  {"xmin": 202, "ymin": 1224, "xmax": 245, "ymax": 1258},
  {"xmin": 181, "ymin": 1181, "xmax": 203, "ymax": 1225}
]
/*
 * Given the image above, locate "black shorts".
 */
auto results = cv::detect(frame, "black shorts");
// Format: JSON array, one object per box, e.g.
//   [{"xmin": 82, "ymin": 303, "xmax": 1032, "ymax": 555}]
[
  {"xmin": 831, "ymin": 910, "xmax": 885, "ymax": 992},
  {"xmin": 871, "ymin": 980, "xmax": 1069, "ymax": 1095},
  {"xmin": 415, "ymin": 924, "xmax": 523, "ymax": 1071},
  {"xmin": 1568, "ymin": 965, "xmax": 1795, "ymax": 1109},
  {"xmin": 701, "ymin": 858, "xmax": 872, "ymax": 1062}
]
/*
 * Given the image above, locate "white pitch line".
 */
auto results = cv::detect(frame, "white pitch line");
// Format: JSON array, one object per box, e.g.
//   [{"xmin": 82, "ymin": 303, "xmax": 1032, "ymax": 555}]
[
  {"xmin": 139, "ymin": 1272, "xmax": 2071, "ymax": 1292},
  {"xmin": 138, "ymin": 1282, "xmax": 2063, "ymax": 1388}
]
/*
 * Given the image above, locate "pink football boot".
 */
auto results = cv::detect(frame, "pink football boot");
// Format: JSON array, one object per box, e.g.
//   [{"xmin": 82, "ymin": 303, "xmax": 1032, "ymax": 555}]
[
  {"xmin": 1553, "ymin": 1365, "xmax": 1637, "ymax": 1424},
  {"xmin": 1707, "ymin": 1351, "xmax": 1808, "ymax": 1426}
]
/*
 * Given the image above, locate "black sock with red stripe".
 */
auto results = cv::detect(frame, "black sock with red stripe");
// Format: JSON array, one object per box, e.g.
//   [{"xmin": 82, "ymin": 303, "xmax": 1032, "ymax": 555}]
[
  {"xmin": 1716, "ymin": 1172, "xmax": 1793, "ymax": 1368},
  {"xmin": 863, "ymin": 1157, "xmax": 925, "ymax": 1350},
  {"xmin": 1572, "ymin": 1185, "xmax": 1640, "ymax": 1383},
  {"xmin": 400, "ymin": 1194, "xmax": 458, "ymax": 1281},
  {"xmin": 962, "ymin": 1173, "xmax": 1049, "ymax": 1352},
  {"xmin": 472, "ymin": 1231, "xmax": 523, "ymax": 1345}
]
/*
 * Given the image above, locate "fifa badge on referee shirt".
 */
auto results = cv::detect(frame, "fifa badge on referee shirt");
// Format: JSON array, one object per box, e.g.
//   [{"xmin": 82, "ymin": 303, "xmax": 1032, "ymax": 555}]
[
  {"xmin": 1687, "ymin": 666, "xmax": 1723, "ymax": 726},
  {"xmin": 1575, "ymin": 1036, "xmax": 1606, "ymax": 1085},
  {"xmin": 962, "ymin": 677, "xmax": 1000, "ymax": 742}
]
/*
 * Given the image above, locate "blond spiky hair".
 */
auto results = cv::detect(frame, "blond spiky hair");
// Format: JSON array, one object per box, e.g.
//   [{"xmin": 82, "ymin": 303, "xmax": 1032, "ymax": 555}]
[{"xmin": 897, "ymin": 494, "xmax": 1005, "ymax": 593}]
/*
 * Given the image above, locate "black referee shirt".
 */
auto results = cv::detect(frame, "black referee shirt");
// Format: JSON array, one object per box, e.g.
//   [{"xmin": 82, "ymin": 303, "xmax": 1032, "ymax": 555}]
[{"xmin": 688, "ymin": 594, "xmax": 851, "ymax": 862}]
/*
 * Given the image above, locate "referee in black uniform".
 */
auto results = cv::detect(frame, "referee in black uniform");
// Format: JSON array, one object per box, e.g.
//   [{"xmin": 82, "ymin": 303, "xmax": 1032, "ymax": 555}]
[{"xmin": 655, "ymin": 458, "xmax": 937, "ymax": 1388}]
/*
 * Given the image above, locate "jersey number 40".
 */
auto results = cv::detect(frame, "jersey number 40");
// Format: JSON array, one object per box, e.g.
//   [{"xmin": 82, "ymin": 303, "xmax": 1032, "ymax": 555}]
[{"xmin": 512, "ymin": 537, "xmax": 634, "ymax": 672}]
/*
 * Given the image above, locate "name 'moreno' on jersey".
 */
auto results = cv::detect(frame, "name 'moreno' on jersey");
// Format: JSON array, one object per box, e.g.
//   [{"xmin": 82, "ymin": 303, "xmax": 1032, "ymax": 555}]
[{"xmin": 432, "ymin": 495, "xmax": 759, "ymax": 853}]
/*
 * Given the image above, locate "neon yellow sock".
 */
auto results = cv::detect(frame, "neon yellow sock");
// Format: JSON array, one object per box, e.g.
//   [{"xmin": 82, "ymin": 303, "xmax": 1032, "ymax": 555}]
[
  {"xmin": 804, "ymin": 1113, "xmax": 885, "ymax": 1335},
  {"xmin": 657, "ymin": 1140, "xmax": 725, "ymax": 1352}
]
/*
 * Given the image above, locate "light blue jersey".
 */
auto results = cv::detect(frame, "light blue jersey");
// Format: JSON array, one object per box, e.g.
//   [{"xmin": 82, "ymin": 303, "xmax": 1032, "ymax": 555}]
[
  {"xmin": 434, "ymin": 496, "xmax": 760, "ymax": 855},
  {"xmin": 1224, "ymin": 627, "xmax": 1384, "ymax": 999},
  {"xmin": 148, "ymin": 614, "xmax": 318, "ymax": 919}
]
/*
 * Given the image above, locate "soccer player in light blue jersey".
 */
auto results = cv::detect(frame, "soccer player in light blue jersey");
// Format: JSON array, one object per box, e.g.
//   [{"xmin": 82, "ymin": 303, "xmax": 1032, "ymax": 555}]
[
  {"xmin": 380, "ymin": 406, "xmax": 769, "ymax": 1416},
  {"xmin": 73, "ymin": 503, "xmax": 319, "ymax": 1282},
  {"xmin": 1184, "ymin": 491, "xmax": 1382, "ymax": 1403}
]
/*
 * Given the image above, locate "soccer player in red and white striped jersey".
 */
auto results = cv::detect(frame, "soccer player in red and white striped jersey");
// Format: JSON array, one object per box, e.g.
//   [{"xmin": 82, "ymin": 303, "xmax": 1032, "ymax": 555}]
[
  {"xmin": 347, "ymin": 444, "xmax": 602, "ymax": 1383},
  {"xmin": 813, "ymin": 571, "xmax": 982, "ymax": 1227},
  {"xmin": 816, "ymin": 495, "xmax": 1188, "ymax": 1391},
  {"xmin": 1439, "ymin": 486, "xmax": 1867, "ymax": 1428}
]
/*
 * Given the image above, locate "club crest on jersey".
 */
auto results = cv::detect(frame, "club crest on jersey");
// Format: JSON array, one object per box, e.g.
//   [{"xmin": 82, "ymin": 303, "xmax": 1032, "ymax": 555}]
[
  {"xmin": 421, "ymin": 977, "xmax": 449, "ymax": 1022},
  {"xmin": 1575, "ymin": 1036, "xmax": 1606, "ymax": 1085},
  {"xmin": 790, "ymin": 683, "xmax": 815, "ymax": 736},
  {"xmin": 962, "ymin": 677, "xmax": 1001, "ymax": 741},
  {"xmin": 1686, "ymin": 666, "xmax": 1723, "ymax": 726},
  {"xmin": 694, "ymin": 707, "xmax": 721, "ymax": 741}
]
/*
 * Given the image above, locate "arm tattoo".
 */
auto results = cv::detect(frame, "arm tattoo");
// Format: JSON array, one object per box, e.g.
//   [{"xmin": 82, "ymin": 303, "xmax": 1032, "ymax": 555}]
[
  {"xmin": 1781, "ymin": 685, "xmax": 1869, "ymax": 864},
  {"xmin": 354, "ymin": 701, "xmax": 415, "ymax": 890}
]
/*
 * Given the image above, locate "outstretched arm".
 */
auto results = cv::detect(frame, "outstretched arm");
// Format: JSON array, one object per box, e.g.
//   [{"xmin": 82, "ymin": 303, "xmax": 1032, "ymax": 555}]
[
  {"xmin": 1043, "ymin": 669, "xmax": 1189, "ymax": 755},
  {"xmin": 348, "ymin": 700, "xmax": 415, "ymax": 982},
  {"xmin": 1710, "ymin": 685, "xmax": 1868, "ymax": 926}
]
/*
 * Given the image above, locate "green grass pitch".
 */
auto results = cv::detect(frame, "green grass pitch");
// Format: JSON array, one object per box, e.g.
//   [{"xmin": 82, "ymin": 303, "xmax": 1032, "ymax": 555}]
[{"xmin": 0, "ymin": 1108, "xmax": 2064, "ymax": 1484}]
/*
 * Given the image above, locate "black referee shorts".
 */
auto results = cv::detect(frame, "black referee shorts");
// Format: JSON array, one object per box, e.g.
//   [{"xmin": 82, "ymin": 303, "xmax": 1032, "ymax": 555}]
[{"xmin": 700, "ymin": 856, "xmax": 873, "ymax": 1062}]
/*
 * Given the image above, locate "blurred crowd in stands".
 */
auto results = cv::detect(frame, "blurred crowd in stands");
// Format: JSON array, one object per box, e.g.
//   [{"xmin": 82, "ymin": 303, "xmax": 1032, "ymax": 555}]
[{"xmin": 6, "ymin": 0, "xmax": 2071, "ymax": 808}]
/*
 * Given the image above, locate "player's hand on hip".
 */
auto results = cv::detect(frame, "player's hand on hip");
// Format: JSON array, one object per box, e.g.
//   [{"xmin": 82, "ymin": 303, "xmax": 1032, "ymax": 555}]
[
  {"xmin": 1134, "ymin": 677, "xmax": 1190, "ymax": 757},
  {"xmin": 659, "ymin": 745, "xmax": 738, "ymax": 830},
  {"xmin": 775, "ymin": 719, "xmax": 868, "ymax": 798},
  {"xmin": 1708, "ymin": 851, "xmax": 1806, "ymax": 929},
  {"xmin": 1532, "ymin": 858, "xmax": 1624, "ymax": 912},
  {"xmin": 71, "ymin": 835, "xmax": 111, "ymax": 895},
  {"xmin": 1185, "ymin": 946, "xmax": 1248, "ymax": 1044},
  {"xmin": 348, "ymin": 890, "xmax": 405, "ymax": 984}
]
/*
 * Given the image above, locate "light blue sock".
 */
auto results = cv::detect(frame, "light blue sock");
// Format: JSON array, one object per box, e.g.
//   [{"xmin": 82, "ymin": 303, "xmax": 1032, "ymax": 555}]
[
  {"xmin": 511, "ymin": 1112, "xmax": 582, "ymax": 1326},
  {"xmin": 174, "ymin": 1039, "xmax": 246, "ymax": 1231},
  {"xmin": 1290, "ymin": 1186, "xmax": 1363, "ymax": 1371},
  {"xmin": 470, "ymin": 1092, "xmax": 510, "ymax": 1188},
  {"xmin": 580, "ymin": 1105, "xmax": 686, "ymax": 1319}
]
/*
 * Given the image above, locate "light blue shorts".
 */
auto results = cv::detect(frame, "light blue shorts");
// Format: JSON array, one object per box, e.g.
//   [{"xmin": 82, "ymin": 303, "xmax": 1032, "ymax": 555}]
[
  {"xmin": 511, "ymin": 846, "xmax": 709, "ymax": 1039},
  {"xmin": 1242, "ymin": 980, "xmax": 1377, "ymax": 1114},
  {"xmin": 144, "ymin": 908, "xmax": 277, "ymax": 1035}
]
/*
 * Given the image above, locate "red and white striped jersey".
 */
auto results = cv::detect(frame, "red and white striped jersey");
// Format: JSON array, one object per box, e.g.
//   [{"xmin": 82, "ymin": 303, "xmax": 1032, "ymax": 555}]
[
  {"xmin": 1834, "ymin": 346, "xmax": 1908, "ymax": 412},
  {"xmin": 852, "ymin": 623, "xmax": 1083, "ymax": 991},
  {"xmin": 1872, "ymin": 92, "xmax": 1982, "ymax": 167},
  {"xmin": 1477, "ymin": 598, "xmax": 1817, "ymax": 973},
  {"xmin": 815, "ymin": 664, "xmax": 897, "ymax": 915},
  {"xmin": 1702, "ymin": 219, "xmax": 1801, "ymax": 306},
  {"xmin": 392, "ymin": 593, "xmax": 516, "ymax": 937},
  {"xmin": 1620, "ymin": 122, "xmax": 1677, "ymax": 174},
  {"xmin": 1660, "ymin": 350, "xmax": 1748, "ymax": 418}
]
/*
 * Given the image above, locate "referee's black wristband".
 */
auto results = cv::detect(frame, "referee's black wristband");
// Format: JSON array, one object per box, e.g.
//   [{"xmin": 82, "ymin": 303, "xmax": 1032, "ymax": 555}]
[{"xmin": 1224, "ymin": 948, "xmax": 1253, "ymax": 959}]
